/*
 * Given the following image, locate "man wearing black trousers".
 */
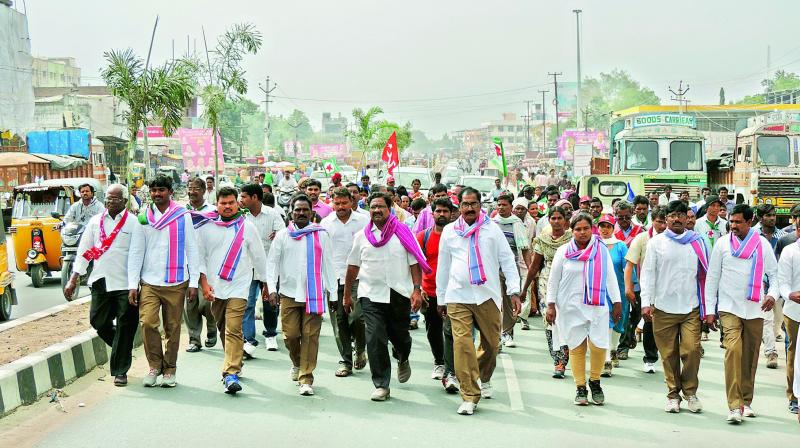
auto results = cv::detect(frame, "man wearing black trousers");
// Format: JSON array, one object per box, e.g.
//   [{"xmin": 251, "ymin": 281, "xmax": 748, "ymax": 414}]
[
  {"xmin": 623, "ymin": 206, "xmax": 667, "ymax": 373},
  {"xmin": 64, "ymin": 184, "xmax": 138, "ymax": 386}
]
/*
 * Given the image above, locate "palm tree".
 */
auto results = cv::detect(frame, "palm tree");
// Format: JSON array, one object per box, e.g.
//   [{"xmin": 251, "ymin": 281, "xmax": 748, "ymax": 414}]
[
  {"xmin": 346, "ymin": 107, "xmax": 414, "ymax": 170},
  {"xmin": 101, "ymin": 48, "xmax": 196, "ymax": 187},
  {"xmin": 198, "ymin": 23, "xmax": 262, "ymax": 183}
]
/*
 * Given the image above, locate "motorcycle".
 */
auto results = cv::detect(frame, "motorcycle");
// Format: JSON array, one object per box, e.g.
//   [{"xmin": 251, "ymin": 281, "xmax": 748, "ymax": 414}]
[
  {"xmin": 60, "ymin": 221, "xmax": 90, "ymax": 301},
  {"xmin": 277, "ymin": 186, "xmax": 295, "ymax": 219}
]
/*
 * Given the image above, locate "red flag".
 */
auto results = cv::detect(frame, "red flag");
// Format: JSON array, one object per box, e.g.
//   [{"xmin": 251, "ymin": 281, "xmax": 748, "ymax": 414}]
[{"xmin": 381, "ymin": 131, "xmax": 399, "ymax": 175}]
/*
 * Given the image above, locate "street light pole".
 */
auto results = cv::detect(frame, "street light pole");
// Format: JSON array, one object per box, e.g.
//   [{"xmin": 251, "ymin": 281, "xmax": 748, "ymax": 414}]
[{"xmin": 573, "ymin": 9, "xmax": 583, "ymax": 130}]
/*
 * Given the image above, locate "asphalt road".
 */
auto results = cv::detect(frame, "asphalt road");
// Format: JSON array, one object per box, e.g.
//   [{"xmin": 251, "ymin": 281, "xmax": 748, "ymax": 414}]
[
  {"xmin": 1, "ymin": 317, "xmax": 797, "ymax": 447},
  {"xmin": 5, "ymin": 237, "xmax": 88, "ymax": 322}
]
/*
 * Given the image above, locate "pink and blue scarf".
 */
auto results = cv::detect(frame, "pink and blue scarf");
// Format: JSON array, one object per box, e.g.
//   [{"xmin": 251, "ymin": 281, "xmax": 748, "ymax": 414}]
[
  {"xmin": 564, "ymin": 235, "xmax": 608, "ymax": 307},
  {"xmin": 364, "ymin": 214, "xmax": 432, "ymax": 274},
  {"xmin": 663, "ymin": 229, "xmax": 709, "ymax": 317},
  {"xmin": 145, "ymin": 201, "xmax": 189, "ymax": 284},
  {"xmin": 730, "ymin": 228, "xmax": 764, "ymax": 303},
  {"xmin": 453, "ymin": 211, "xmax": 490, "ymax": 285},
  {"xmin": 192, "ymin": 211, "xmax": 247, "ymax": 282},
  {"xmin": 288, "ymin": 223, "xmax": 326, "ymax": 315}
]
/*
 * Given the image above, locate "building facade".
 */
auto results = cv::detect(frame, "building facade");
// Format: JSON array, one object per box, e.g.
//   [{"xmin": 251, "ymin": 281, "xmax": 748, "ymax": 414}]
[
  {"xmin": 31, "ymin": 57, "xmax": 81, "ymax": 88},
  {"xmin": 0, "ymin": 3, "xmax": 34, "ymax": 136}
]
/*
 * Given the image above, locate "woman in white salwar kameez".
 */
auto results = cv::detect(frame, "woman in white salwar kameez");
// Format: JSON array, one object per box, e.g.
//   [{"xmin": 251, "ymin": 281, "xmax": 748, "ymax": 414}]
[{"xmin": 546, "ymin": 213, "xmax": 622, "ymax": 406}]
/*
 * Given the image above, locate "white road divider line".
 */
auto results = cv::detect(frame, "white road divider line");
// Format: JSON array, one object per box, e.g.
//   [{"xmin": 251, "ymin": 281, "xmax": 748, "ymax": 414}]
[{"xmin": 499, "ymin": 353, "xmax": 524, "ymax": 411}]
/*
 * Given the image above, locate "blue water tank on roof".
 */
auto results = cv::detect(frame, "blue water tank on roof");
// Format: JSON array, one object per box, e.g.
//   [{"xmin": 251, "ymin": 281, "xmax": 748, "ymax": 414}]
[
  {"xmin": 47, "ymin": 130, "xmax": 70, "ymax": 155},
  {"xmin": 27, "ymin": 131, "xmax": 48, "ymax": 154},
  {"xmin": 67, "ymin": 129, "xmax": 90, "ymax": 158}
]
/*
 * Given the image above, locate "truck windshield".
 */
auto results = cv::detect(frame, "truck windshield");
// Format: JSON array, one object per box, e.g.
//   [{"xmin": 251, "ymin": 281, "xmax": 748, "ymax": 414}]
[
  {"xmin": 757, "ymin": 136, "xmax": 791, "ymax": 167},
  {"xmin": 625, "ymin": 140, "xmax": 658, "ymax": 170},
  {"xmin": 670, "ymin": 141, "xmax": 703, "ymax": 171}
]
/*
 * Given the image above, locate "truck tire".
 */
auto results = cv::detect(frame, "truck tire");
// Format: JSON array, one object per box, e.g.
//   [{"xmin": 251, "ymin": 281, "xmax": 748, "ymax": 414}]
[
  {"xmin": 30, "ymin": 264, "xmax": 45, "ymax": 288},
  {"xmin": 0, "ymin": 287, "xmax": 12, "ymax": 321}
]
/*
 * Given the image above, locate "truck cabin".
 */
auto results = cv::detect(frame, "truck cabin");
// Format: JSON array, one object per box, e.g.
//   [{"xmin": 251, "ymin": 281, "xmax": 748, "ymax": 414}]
[{"xmin": 611, "ymin": 114, "xmax": 706, "ymax": 176}]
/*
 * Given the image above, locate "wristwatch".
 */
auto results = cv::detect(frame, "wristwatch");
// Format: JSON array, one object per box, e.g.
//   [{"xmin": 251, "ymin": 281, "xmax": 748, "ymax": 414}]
[{"xmin": 413, "ymin": 284, "xmax": 422, "ymax": 291}]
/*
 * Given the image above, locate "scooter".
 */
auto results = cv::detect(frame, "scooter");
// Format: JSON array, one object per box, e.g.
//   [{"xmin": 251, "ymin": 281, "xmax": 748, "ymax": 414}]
[{"xmin": 60, "ymin": 221, "xmax": 90, "ymax": 301}]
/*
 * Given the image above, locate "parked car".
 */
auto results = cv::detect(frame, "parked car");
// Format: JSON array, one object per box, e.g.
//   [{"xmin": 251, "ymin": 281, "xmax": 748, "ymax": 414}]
[
  {"xmin": 441, "ymin": 167, "xmax": 462, "ymax": 187},
  {"xmin": 458, "ymin": 175, "xmax": 498, "ymax": 211}
]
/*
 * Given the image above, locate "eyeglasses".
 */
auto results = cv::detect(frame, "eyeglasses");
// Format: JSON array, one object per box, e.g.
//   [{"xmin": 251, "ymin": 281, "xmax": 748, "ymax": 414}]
[{"xmin": 460, "ymin": 201, "xmax": 480, "ymax": 209}]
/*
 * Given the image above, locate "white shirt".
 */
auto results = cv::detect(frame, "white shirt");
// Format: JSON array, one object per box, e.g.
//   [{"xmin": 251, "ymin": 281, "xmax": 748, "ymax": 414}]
[
  {"xmin": 128, "ymin": 206, "xmax": 201, "ymax": 289},
  {"xmin": 278, "ymin": 176, "xmax": 297, "ymax": 189},
  {"xmin": 639, "ymin": 233, "xmax": 707, "ymax": 315},
  {"xmin": 658, "ymin": 192, "xmax": 678, "ymax": 205},
  {"xmin": 706, "ymin": 233, "xmax": 779, "ymax": 320},
  {"xmin": 777, "ymin": 242, "xmax": 800, "ymax": 322},
  {"xmin": 321, "ymin": 211, "xmax": 369, "ymax": 284},
  {"xmin": 695, "ymin": 215, "xmax": 728, "ymax": 249},
  {"xmin": 266, "ymin": 227, "xmax": 337, "ymax": 302},
  {"xmin": 73, "ymin": 210, "xmax": 135, "ymax": 292},
  {"xmin": 435, "ymin": 220, "xmax": 520, "ymax": 309},
  {"xmin": 197, "ymin": 220, "xmax": 267, "ymax": 300},
  {"xmin": 347, "ymin": 227, "xmax": 419, "ymax": 302},
  {"xmin": 203, "ymin": 188, "xmax": 217, "ymax": 205},
  {"xmin": 245, "ymin": 206, "xmax": 285, "ymax": 255},
  {"xmin": 546, "ymin": 244, "xmax": 621, "ymax": 349}
]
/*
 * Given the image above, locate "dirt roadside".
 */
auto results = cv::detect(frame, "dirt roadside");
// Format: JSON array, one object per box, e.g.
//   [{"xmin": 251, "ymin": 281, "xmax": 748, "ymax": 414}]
[{"xmin": 0, "ymin": 302, "xmax": 91, "ymax": 365}]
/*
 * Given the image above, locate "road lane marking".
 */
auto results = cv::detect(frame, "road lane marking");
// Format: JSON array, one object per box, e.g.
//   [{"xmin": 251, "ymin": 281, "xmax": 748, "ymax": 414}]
[{"xmin": 499, "ymin": 353, "xmax": 524, "ymax": 411}]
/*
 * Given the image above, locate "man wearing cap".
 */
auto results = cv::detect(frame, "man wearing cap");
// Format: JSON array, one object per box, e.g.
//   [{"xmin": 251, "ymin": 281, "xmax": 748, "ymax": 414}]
[
  {"xmin": 578, "ymin": 196, "xmax": 591, "ymax": 213},
  {"xmin": 695, "ymin": 195, "xmax": 728, "ymax": 249},
  {"xmin": 386, "ymin": 176, "xmax": 396, "ymax": 189}
]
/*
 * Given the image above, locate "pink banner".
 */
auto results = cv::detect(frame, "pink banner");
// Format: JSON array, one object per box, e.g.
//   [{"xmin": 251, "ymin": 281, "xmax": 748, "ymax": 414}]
[
  {"xmin": 178, "ymin": 128, "xmax": 224, "ymax": 172},
  {"xmin": 309, "ymin": 143, "xmax": 347, "ymax": 158},
  {"xmin": 557, "ymin": 129, "xmax": 608, "ymax": 160},
  {"xmin": 136, "ymin": 126, "xmax": 167, "ymax": 138}
]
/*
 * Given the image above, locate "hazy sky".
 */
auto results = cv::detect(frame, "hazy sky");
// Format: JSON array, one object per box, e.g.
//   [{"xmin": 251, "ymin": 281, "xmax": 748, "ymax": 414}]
[{"xmin": 21, "ymin": 0, "xmax": 800, "ymax": 136}]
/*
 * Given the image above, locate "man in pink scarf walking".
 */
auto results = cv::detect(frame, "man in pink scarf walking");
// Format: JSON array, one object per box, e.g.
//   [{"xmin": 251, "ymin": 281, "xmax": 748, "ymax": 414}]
[
  {"xmin": 344, "ymin": 192, "xmax": 429, "ymax": 402},
  {"xmin": 706, "ymin": 204, "xmax": 779, "ymax": 424}
]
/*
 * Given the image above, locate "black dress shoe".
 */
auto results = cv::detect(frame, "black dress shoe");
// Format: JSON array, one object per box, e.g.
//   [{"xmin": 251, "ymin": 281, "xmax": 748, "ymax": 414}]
[
  {"xmin": 186, "ymin": 343, "xmax": 201, "ymax": 353},
  {"xmin": 114, "ymin": 375, "xmax": 128, "ymax": 386}
]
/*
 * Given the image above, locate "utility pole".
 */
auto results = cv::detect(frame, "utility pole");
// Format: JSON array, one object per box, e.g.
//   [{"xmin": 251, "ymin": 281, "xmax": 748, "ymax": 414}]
[
  {"xmin": 521, "ymin": 100, "xmax": 533, "ymax": 152},
  {"xmin": 573, "ymin": 9, "xmax": 583, "ymax": 129},
  {"xmin": 288, "ymin": 121, "xmax": 302, "ymax": 162},
  {"xmin": 258, "ymin": 76, "xmax": 277, "ymax": 158},
  {"xmin": 669, "ymin": 81, "xmax": 691, "ymax": 114},
  {"xmin": 580, "ymin": 107, "xmax": 591, "ymax": 131},
  {"xmin": 539, "ymin": 89, "xmax": 549, "ymax": 153},
  {"xmin": 548, "ymin": 72, "xmax": 563, "ymax": 140}
]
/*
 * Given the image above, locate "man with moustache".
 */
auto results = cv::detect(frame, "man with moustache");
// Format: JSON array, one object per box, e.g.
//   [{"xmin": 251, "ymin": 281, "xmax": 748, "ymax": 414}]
[
  {"xmin": 184, "ymin": 177, "xmax": 217, "ymax": 353},
  {"xmin": 321, "ymin": 187, "xmax": 369, "ymax": 377},
  {"xmin": 305, "ymin": 179, "xmax": 333, "ymax": 220}
]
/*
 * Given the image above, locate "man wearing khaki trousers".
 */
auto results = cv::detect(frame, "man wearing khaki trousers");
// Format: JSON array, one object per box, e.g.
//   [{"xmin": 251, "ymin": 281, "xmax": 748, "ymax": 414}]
[
  {"xmin": 196, "ymin": 187, "xmax": 268, "ymax": 394},
  {"xmin": 777, "ymin": 226, "xmax": 800, "ymax": 415},
  {"xmin": 267, "ymin": 195, "xmax": 336, "ymax": 396},
  {"xmin": 640, "ymin": 200, "xmax": 709, "ymax": 415},
  {"xmin": 128, "ymin": 175, "xmax": 199, "ymax": 388},
  {"xmin": 435, "ymin": 187, "xmax": 521, "ymax": 416},
  {"xmin": 706, "ymin": 204, "xmax": 779, "ymax": 424}
]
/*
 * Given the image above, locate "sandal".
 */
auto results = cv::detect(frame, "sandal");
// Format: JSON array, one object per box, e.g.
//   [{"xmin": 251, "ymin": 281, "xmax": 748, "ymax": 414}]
[
  {"xmin": 186, "ymin": 343, "xmax": 201, "ymax": 353},
  {"xmin": 354, "ymin": 352, "xmax": 367, "ymax": 370},
  {"xmin": 335, "ymin": 366, "xmax": 352, "ymax": 377}
]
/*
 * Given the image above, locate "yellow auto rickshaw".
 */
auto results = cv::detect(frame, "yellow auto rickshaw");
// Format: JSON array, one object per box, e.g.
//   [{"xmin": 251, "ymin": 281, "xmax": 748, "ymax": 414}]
[
  {"xmin": 9, "ymin": 178, "xmax": 103, "ymax": 288},
  {"xmin": 0, "ymin": 207, "xmax": 17, "ymax": 321},
  {"xmin": 130, "ymin": 163, "xmax": 146, "ymax": 189}
]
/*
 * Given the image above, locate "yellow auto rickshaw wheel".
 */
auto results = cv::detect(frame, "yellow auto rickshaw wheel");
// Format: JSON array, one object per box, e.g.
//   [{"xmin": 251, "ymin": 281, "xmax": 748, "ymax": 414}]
[
  {"xmin": 0, "ymin": 287, "xmax": 12, "ymax": 321},
  {"xmin": 30, "ymin": 264, "xmax": 45, "ymax": 288}
]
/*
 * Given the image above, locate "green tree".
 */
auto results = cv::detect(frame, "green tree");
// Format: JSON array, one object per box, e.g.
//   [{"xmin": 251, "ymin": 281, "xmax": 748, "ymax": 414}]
[
  {"xmin": 267, "ymin": 109, "xmax": 313, "ymax": 157},
  {"xmin": 345, "ymin": 106, "xmax": 414, "ymax": 165},
  {"xmin": 197, "ymin": 23, "xmax": 262, "ymax": 180},
  {"xmin": 218, "ymin": 98, "xmax": 266, "ymax": 158},
  {"xmin": 101, "ymin": 48, "xmax": 196, "ymax": 186},
  {"xmin": 735, "ymin": 70, "xmax": 800, "ymax": 104}
]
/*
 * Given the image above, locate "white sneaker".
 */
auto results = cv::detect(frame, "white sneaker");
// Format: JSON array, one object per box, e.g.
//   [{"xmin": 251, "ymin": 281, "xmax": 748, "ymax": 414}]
[
  {"xmin": 161, "ymin": 373, "xmax": 177, "ymax": 388},
  {"xmin": 143, "ymin": 368, "xmax": 160, "ymax": 387},
  {"xmin": 457, "ymin": 401, "xmax": 477, "ymax": 415},
  {"xmin": 443, "ymin": 373, "xmax": 459, "ymax": 394},
  {"xmin": 665, "ymin": 398, "xmax": 680, "ymax": 413},
  {"xmin": 299, "ymin": 384, "xmax": 314, "ymax": 396},
  {"xmin": 742, "ymin": 405, "xmax": 755, "ymax": 418},
  {"xmin": 502, "ymin": 333, "xmax": 516, "ymax": 348},
  {"xmin": 727, "ymin": 408, "xmax": 743, "ymax": 423},
  {"xmin": 265, "ymin": 336, "xmax": 278, "ymax": 351},
  {"xmin": 643, "ymin": 362, "xmax": 656, "ymax": 373},
  {"xmin": 290, "ymin": 366, "xmax": 300, "ymax": 382},
  {"xmin": 370, "ymin": 387, "xmax": 390, "ymax": 401},
  {"xmin": 480, "ymin": 381, "xmax": 493, "ymax": 399},
  {"xmin": 243, "ymin": 342, "xmax": 257, "ymax": 357},
  {"xmin": 686, "ymin": 395, "xmax": 702, "ymax": 413},
  {"xmin": 431, "ymin": 364, "xmax": 445, "ymax": 380}
]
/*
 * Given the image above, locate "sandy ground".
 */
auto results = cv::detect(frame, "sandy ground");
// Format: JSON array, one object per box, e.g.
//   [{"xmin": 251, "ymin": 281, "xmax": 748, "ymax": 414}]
[{"xmin": 0, "ymin": 302, "xmax": 91, "ymax": 365}]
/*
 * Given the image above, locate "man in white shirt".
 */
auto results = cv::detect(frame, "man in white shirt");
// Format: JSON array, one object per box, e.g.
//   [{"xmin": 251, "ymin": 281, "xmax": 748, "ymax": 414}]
[
  {"xmin": 777, "ymin": 223, "xmax": 800, "ymax": 415},
  {"xmin": 706, "ymin": 204, "xmax": 779, "ymax": 423},
  {"xmin": 128, "ymin": 175, "xmax": 200, "ymax": 388},
  {"xmin": 695, "ymin": 195, "xmax": 728, "ymax": 249},
  {"xmin": 196, "ymin": 187, "xmax": 268, "ymax": 395},
  {"xmin": 640, "ymin": 201, "xmax": 709, "ymax": 414},
  {"xmin": 203, "ymin": 175, "xmax": 217, "ymax": 204},
  {"xmin": 657, "ymin": 185, "xmax": 679, "ymax": 206},
  {"xmin": 344, "ymin": 192, "xmax": 428, "ymax": 402},
  {"xmin": 693, "ymin": 187, "xmax": 712, "ymax": 209},
  {"xmin": 321, "ymin": 187, "xmax": 369, "ymax": 377},
  {"xmin": 436, "ymin": 187, "xmax": 521, "ymax": 415},
  {"xmin": 346, "ymin": 183, "xmax": 369, "ymax": 216},
  {"xmin": 240, "ymin": 183, "xmax": 285, "ymax": 354},
  {"xmin": 278, "ymin": 170, "xmax": 298, "ymax": 190},
  {"xmin": 64, "ymin": 184, "xmax": 136, "ymax": 387},
  {"xmin": 267, "ymin": 195, "xmax": 337, "ymax": 396},
  {"xmin": 184, "ymin": 177, "xmax": 217, "ymax": 353},
  {"xmin": 631, "ymin": 195, "xmax": 651, "ymax": 229}
]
